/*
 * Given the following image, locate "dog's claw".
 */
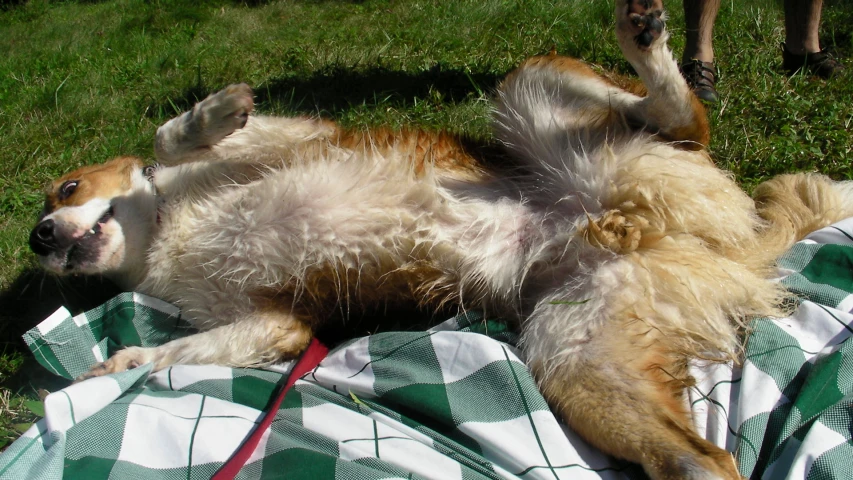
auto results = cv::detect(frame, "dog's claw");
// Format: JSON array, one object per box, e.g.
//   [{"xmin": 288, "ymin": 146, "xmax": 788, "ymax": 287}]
[{"xmin": 630, "ymin": 13, "xmax": 646, "ymax": 28}]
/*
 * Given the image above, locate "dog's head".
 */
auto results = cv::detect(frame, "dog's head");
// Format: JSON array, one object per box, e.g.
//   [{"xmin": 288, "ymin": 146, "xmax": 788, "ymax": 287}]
[{"xmin": 29, "ymin": 156, "xmax": 159, "ymax": 286}]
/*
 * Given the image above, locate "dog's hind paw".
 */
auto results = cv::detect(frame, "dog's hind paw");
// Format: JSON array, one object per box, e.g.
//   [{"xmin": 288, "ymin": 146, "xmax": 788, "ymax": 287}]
[
  {"xmin": 74, "ymin": 347, "xmax": 153, "ymax": 382},
  {"xmin": 583, "ymin": 210, "xmax": 645, "ymax": 253},
  {"xmin": 618, "ymin": 0, "xmax": 664, "ymax": 50}
]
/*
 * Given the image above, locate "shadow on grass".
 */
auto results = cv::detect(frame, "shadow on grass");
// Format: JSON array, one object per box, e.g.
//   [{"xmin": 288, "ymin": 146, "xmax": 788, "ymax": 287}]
[
  {"xmin": 0, "ymin": 270, "xmax": 121, "ymax": 340},
  {"xmin": 0, "ymin": 0, "xmax": 25, "ymax": 10},
  {"xmin": 823, "ymin": 0, "xmax": 853, "ymax": 57},
  {"xmin": 0, "ymin": 270, "xmax": 121, "ymax": 391},
  {"xmin": 146, "ymin": 64, "xmax": 503, "ymax": 120}
]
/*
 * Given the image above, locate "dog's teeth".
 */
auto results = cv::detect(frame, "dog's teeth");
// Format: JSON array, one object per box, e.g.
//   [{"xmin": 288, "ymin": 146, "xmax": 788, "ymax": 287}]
[{"xmin": 89, "ymin": 229, "xmax": 95, "ymax": 235}]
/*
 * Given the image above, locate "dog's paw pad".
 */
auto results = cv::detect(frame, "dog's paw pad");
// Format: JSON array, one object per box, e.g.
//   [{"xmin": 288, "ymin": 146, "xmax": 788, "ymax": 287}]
[
  {"xmin": 197, "ymin": 83, "xmax": 255, "ymax": 142},
  {"xmin": 584, "ymin": 210, "xmax": 645, "ymax": 253},
  {"xmin": 621, "ymin": 0, "xmax": 664, "ymax": 50}
]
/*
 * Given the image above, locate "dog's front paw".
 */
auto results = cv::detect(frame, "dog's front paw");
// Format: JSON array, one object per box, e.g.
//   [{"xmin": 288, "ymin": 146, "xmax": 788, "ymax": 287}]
[
  {"xmin": 196, "ymin": 83, "xmax": 254, "ymax": 144},
  {"xmin": 75, "ymin": 347, "xmax": 152, "ymax": 382},
  {"xmin": 583, "ymin": 210, "xmax": 645, "ymax": 253},
  {"xmin": 618, "ymin": 0, "xmax": 664, "ymax": 50},
  {"xmin": 155, "ymin": 83, "xmax": 255, "ymax": 163}
]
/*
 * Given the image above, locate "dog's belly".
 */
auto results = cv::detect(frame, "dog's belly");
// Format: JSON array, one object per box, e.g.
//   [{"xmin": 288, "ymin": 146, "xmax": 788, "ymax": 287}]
[{"xmin": 143, "ymin": 158, "xmax": 548, "ymax": 328}]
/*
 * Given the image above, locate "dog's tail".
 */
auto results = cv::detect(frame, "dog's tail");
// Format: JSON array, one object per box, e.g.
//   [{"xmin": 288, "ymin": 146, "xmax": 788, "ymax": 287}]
[{"xmin": 753, "ymin": 173, "xmax": 853, "ymax": 254}]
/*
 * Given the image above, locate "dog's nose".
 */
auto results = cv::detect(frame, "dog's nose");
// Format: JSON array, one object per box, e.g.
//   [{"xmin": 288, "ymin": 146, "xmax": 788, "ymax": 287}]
[{"xmin": 29, "ymin": 219, "xmax": 58, "ymax": 256}]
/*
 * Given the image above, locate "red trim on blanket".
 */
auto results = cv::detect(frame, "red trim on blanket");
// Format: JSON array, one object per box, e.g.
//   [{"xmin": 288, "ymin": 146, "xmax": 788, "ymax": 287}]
[{"xmin": 212, "ymin": 338, "xmax": 329, "ymax": 479}]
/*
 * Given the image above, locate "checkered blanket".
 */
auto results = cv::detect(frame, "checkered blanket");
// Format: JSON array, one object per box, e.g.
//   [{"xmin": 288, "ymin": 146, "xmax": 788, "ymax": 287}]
[{"xmin": 3, "ymin": 219, "xmax": 853, "ymax": 479}]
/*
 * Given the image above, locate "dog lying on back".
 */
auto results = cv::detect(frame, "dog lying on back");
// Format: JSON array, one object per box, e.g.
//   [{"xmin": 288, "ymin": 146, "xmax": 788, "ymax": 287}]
[{"xmin": 28, "ymin": 1, "xmax": 853, "ymax": 478}]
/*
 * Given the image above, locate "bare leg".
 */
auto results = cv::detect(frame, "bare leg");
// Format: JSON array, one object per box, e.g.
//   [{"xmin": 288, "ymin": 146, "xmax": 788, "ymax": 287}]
[
  {"xmin": 682, "ymin": 0, "xmax": 721, "ymax": 64},
  {"xmin": 784, "ymin": 0, "xmax": 823, "ymax": 55},
  {"xmin": 782, "ymin": 0, "xmax": 842, "ymax": 77},
  {"xmin": 681, "ymin": 0, "xmax": 721, "ymax": 103}
]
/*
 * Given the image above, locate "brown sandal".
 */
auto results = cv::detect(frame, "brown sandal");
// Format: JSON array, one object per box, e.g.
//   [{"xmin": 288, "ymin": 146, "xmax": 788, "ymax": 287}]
[{"xmin": 680, "ymin": 59, "xmax": 719, "ymax": 104}]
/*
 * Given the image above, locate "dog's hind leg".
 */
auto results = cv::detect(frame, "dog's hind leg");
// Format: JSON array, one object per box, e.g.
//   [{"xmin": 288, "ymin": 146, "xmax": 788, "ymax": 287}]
[
  {"xmin": 495, "ymin": 52, "xmax": 648, "ymax": 160},
  {"xmin": 76, "ymin": 308, "xmax": 313, "ymax": 381},
  {"xmin": 155, "ymin": 83, "xmax": 255, "ymax": 164},
  {"xmin": 615, "ymin": 0, "xmax": 711, "ymax": 148},
  {"xmin": 535, "ymin": 318, "xmax": 741, "ymax": 480}
]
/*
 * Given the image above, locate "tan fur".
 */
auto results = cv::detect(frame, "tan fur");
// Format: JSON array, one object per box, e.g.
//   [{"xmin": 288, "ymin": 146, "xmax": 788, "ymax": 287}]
[
  {"xmin": 755, "ymin": 173, "xmax": 853, "ymax": 245},
  {"xmin": 30, "ymin": 2, "xmax": 853, "ymax": 479},
  {"xmin": 46, "ymin": 156, "xmax": 141, "ymax": 210}
]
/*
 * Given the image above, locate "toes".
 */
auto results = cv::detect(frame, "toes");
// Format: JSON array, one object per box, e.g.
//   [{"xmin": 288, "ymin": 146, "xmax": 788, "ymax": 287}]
[
  {"xmin": 633, "ymin": 12, "xmax": 663, "ymax": 49},
  {"xmin": 197, "ymin": 83, "xmax": 255, "ymax": 142},
  {"xmin": 74, "ymin": 348, "xmax": 151, "ymax": 383},
  {"xmin": 74, "ymin": 361, "xmax": 113, "ymax": 383},
  {"xmin": 215, "ymin": 83, "xmax": 254, "ymax": 125},
  {"xmin": 626, "ymin": 0, "xmax": 662, "ymax": 17},
  {"xmin": 621, "ymin": 0, "xmax": 664, "ymax": 50},
  {"xmin": 155, "ymin": 83, "xmax": 255, "ymax": 162}
]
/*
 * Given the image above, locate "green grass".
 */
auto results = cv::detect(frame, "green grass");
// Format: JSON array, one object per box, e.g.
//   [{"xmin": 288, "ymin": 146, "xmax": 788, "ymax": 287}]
[{"xmin": 0, "ymin": 0, "xmax": 851, "ymax": 447}]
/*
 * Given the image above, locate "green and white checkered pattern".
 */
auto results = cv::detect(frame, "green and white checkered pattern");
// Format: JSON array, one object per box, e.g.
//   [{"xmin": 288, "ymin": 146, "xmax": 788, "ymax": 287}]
[
  {"xmin": 3, "ymin": 219, "xmax": 853, "ymax": 479},
  {"xmin": 4, "ymin": 303, "xmax": 634, "ymax": 479},
  {"xmin": 689, "ymin": 217, "xmax": 853, "ymax": 480}
]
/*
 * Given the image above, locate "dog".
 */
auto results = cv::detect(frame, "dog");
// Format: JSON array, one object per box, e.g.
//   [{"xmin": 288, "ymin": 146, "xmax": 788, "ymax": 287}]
[{"xmin": 28, "ymin": 1, "xmax": 853, "ymax": 478}]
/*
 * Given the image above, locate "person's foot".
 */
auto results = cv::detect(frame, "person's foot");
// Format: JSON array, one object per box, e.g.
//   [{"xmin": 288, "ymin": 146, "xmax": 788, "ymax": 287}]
[
  {"xmin": 680, "ymin": 59, "xmax": 718, "ymax": 104},
  {"xmin": 782, "ymin": 43, "xmax": 844, "ymax": 79}
]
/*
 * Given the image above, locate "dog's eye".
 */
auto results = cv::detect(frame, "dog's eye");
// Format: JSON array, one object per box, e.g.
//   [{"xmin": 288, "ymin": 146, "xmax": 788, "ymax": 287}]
[{"xmin": 58, "ymin": 181, "xmax": 78, "ymax": 200}]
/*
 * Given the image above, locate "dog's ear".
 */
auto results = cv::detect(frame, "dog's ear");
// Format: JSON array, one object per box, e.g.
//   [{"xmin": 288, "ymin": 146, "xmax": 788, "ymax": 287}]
[
  {"xmin": 39, "ymin": 179, "xmax": 57, "ymax": 217},
  {"xmin": 104, "ymin": 156, "xmax": 145, "ymax": 190},
  {"xmin": 38, "ymin": 196, "xmax": 53, "ymax": 220}
]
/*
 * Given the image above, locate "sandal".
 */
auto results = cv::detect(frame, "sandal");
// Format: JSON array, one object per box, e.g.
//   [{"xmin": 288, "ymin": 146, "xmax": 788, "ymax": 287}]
[
  {"xmin": 782, "ymin": 43, "xmax": 844, "ymax": 79},
  {"xmin": 680, "ymin": 59, "xmax": 719, "ymax": 104}
]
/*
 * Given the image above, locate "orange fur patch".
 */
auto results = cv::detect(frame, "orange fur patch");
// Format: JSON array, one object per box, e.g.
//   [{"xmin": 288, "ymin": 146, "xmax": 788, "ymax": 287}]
[
  {"xmin": 332, "ymin": 128, "xmax": 489, "ymax": 180},
  {"xmin": 658, "ymin": 94, "xmax": 711, "ymax": 149},
  {"xmin": 45, "ymin": 156, "xmax": 142, "ymax": 212}
]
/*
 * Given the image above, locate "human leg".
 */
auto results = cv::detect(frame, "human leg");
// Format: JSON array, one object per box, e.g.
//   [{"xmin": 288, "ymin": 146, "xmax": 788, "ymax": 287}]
[
  {"xmin": 681, "ymin": 0, "xmax": 721, "ymax": 103},
  {"xmin": 782, "ymin": 0, "xmax": 843, "ymax": 77}
]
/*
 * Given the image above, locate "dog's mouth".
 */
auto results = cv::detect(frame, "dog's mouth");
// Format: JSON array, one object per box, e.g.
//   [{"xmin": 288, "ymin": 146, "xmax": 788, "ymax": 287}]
[
  {"xmin": 89, "ymin": 206, "xmax": 115, "ymax": 236},
  {"xmin": 64, "ymin": 206, "xmax": 115, "ymax": 271}
]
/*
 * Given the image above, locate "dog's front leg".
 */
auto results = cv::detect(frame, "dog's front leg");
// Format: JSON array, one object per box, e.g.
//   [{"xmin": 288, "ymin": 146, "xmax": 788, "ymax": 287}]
[
  {"xmin": 615, "ymin": 0, "xmax": 711, "ymax": 147},
  {"xmin": 76, "ymin": 309, "xmax": 313, "ymax": 382}
]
